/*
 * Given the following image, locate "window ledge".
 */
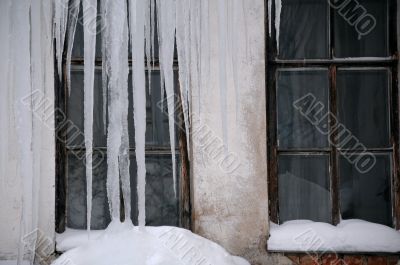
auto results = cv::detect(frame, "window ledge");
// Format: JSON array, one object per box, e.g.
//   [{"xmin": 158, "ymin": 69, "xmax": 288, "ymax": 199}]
[{"xmin": 267, "ymin": 219, "xmax": 400, "ymax": 253}]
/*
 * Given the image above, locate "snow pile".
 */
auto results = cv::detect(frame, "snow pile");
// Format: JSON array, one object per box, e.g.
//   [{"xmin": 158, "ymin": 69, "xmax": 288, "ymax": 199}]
[
  {"xmin": 53, "ymin": 221, "xmax": 249, "ymax": 265},
  {"xmin": 268, "ymin": 219, "xmax": 400, "ymax": 253}
]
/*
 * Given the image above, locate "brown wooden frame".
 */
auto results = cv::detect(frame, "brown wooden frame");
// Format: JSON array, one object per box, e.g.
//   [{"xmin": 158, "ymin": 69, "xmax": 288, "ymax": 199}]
[{"xmin": 266, "ymin": 0, "xmax": 400, "ymax": 229}]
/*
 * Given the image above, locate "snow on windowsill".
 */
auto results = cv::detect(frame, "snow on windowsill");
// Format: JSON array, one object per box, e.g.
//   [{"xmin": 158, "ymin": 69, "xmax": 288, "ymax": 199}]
[{"xmin": 268, "ymin": 219, "xmax": 400, "ymax": 253}]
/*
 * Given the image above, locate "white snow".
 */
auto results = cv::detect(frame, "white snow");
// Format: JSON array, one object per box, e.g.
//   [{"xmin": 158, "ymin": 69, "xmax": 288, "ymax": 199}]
[
  {"xmin": 268, "ymin": 219, "xmax": 400, "ymax": 253},
  {"xmin": 83, "ymin": 0, "xmax": 97, "ymax": 233},
  {"xmin": 129, "ymin": 0, "xmax": 147, "ymax": 226},
  {"xmin": 54, "ymin": 222, "xmax": 250, "ymax": 265}
]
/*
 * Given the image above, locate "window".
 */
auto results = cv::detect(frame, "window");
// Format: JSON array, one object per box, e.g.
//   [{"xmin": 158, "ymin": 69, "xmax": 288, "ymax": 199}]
[
  {"xmin": 267, "ymin": 0, "xmax": 399, "ymax": 228},
  {"xmin": 55, "ymin": 2, "xmax": 190, "ymax": 232}
]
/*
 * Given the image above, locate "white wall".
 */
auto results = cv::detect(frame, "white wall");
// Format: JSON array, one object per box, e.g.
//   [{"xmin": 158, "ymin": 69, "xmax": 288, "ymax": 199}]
[{"xmin": 190, "ymin": 0, "xmax": 276, "ymax": 263}]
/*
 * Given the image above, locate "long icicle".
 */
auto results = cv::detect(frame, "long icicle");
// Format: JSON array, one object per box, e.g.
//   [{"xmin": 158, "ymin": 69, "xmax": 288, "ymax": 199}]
[
  {"xmin": 176, "ymin": 0, "xmax": 191, "ymax": 156},
  {"xmin": 130, "ymin": 0, "xmax": 147, "ymax": 226},
  {"xmin": 66, "ymin": 0, "xmax": 80, "ymax": 97},
  {"xmin": 83, "ymin": 0, "xmax": 97, "ymax": 233},
  {"xmin": 11, "ymin": 0, "xmax": 34, "ymax": 263},
  {"xmin": 156, "ymin": 0, "xmax": 177, "ymax": 196},
  {"xmin": 119, "ymin": 1, "xmax": 131, "ymax": 224},
  {"xmin": 104, "ymin": 0, "xmax": 128, "ymax": 221},
  {"xmin": 217, "ymin": 0, "xmax": 229, "ymax": 153}
]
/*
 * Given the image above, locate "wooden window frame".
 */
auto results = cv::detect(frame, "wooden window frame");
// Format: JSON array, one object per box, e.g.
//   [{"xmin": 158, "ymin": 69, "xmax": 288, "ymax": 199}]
[
  {"xmin": 54, "ymin": 12, "xmax": 191, "ymax": 233},
  {"xmin": 265, "ymin": 0, "xmax": 400, "ymax": 229}
]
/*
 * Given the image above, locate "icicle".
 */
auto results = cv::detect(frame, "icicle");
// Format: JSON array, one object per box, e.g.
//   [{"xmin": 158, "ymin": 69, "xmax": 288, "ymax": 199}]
[
  {"xmin": 156, "ymin": 0, "xmax": 177, "ymax": 196},
  {"xmin": 217, "ymin": 0, "xmax": 229, "ymax": 153},
  {"xmin": 54, "ymin": 0, "xmax": 69, "ymax": 80},
  {"xmin": 10, "ymin": 0, "xmax": 34, "ymax": 263},
  {"xmin": 30, "ymin": 0, "xmax": 45, "ymax": 261},
  {"xmin": 176, "ymin": 0, "xmax": 191, "ymax": 157},
  {"xmin": 268, "ymin": 0, "xmax": 272, "ymax": 36},
  {"xmin": 145, "ymin": 0, "xmax": 152, "ymax": 94},
  {"xmin": 129, "ymin": 0, "xmax": 147, "ymax": 226},
  {"xmin": 104, "ymin": 0, "xmax": 129, "ymax": 221},
  {"xmin": 199, "ymin": 0, "xmax": 209, "ymax": 119},
  {"xmin": 101, "ymin": 0, "xmax": 107, "ymax": 135},
  {"xmin": 229, "ymin": 0, "xmax": 240, "ymax": 120},
  {"xmin": 119, "ymin": 4, "xmax": 131, "ymax": 224},
  {"xmin": 150, "ymin": 0, "xmax": 156, "ymax": 69},
  {"xmin": 0, "ymin": 0, "xmax": 11, "ymax": 195},
  {"xmin": 275, "ymin": 0, "xmax": 282, "ymax": 52},
  {"xmin": 66, "ymin": 0, "xmax": 80, "ymax": 96},
  {"xmin": 83, "ymin": 0, "xmax": 97, "ymax": 233}
]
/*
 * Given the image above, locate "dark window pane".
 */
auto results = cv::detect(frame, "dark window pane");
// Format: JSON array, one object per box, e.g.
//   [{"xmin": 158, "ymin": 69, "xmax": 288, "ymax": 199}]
[
  {"xmin": 278, "ymin": 154, "xmax": 331, "ymax": 223},
  {"xmin": 130, "ymin": 155, "xmax": 180, "ymax": 226},
  {"xmin": 71, "ymin": 0, "xmax": 102, "ymax": 59},
  {"xmin": 334, "ymin": 0, "xmax": 388, "ymax": 58},
  {"xmin": 337, "ymin": 69, "xmax": 390, "ymax": 148},
  {"xmin": 68, "ymin": 68, "xmax": 174, "ymax": 148},
  {"xmin": 68, "ymin": 68, "xmax": 105, "ymax": 147},
  {"xmin": 66, "ymin": 152, "xmax": 110, "ymax": 229},
  {"xmin": 66, "ymin": 152, "xmax": 180, "ymax": 229},
  {"xmin": 278, "ymin": 0, "xmax": 329, "ymax": 59},
  {"xmin": 339, "ymin": 153, "xmax": 392, "ymax": 226},
  {"xmin": 277, "ymin": 69, "xmax": 329, "ymax": 149}
]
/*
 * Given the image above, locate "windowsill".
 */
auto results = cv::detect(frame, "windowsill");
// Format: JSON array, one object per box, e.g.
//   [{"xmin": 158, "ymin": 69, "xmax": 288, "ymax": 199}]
[{"xmin": 267, "ymin": 219, "xmax": 400, "ymax": 254}]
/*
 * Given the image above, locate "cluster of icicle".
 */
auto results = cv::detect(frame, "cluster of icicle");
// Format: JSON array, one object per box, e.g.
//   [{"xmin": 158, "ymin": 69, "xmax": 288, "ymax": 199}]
[{"xmin": 55, "ymin": 0, "xmax": 247, "ymax": 231}]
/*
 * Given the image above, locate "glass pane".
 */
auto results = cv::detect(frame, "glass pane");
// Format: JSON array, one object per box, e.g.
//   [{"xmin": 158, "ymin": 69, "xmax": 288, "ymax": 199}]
[
  {"xmin": 130, "ymin": 155, "xmax": 180, "ymax": 226},
  {"xmin": 66, "ymin": 152, "xmax": 110, "ymax": 229},
  {"xmin": 277, "ymin": 69, "xmax": 329, "ymax": 149},
  {"xmin": 339, "ymin": 153, "xmax": 392, "ymax": 226},
  {"xmin": 67, "ymin": 69, "xmax": 174, "ymax": 148},
  {"xmin": 71, "ymin": 0, "xmax": 102, "ymax": 59},
  {"xmin": 278, "ymin": 0, "xmax": 329, "ymax": 59},
  {"xmin": 68, "ymin": 68, "xmax": 105, "ymax": 147},
  {"xmin": 337, "ymin": 69, "xmax": 390, "ymax": 148},
  {"xmin": 67, "ymin": 152, "xmax": 180, "ymax": 229},
  {"xmin": 334, "ymin": 0, "xmax": 388, "ymax": 58},
  {"xmin": 278, "ymin": 154, "xmax": 331, "ymax": 223}
]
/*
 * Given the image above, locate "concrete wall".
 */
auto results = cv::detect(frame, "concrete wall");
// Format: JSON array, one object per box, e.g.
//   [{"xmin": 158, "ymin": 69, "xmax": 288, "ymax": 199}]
[{"xmin": 189, "ymin": 1, "xmax": 291, "ymax": 264}]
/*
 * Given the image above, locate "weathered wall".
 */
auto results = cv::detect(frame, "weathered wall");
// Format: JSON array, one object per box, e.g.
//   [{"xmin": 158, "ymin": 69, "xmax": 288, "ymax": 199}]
[{"xmin": 189, "ymin": 0, "xmax": 287, "ymax": 264}]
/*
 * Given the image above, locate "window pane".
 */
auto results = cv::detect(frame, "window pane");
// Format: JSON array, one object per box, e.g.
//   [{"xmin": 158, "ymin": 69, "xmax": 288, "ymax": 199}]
[
  {"xmin": 278, "ymin": 0, "xmax": 329, "ymax": 59},
  {"xmin": 278, "ymin": 154, "xmax": 331, "ymax": 223},
  {"xmin": 277, "ymin": 69, "xmax": 329, "ymax": 149},
  {"xmin": 66, "ymin": 152, "xmax": 180, "ymax": 229},
  {"xmin": 66, "ymin": 152, "xmax": 110, "ymax": 229},
  {"xmin": 68, "ymin": 68, "xmax": 105, "ymax": 147},
  {"xmin": 68, "ymin": 69, "xmax": 173, "ymax": 148},
  {"xmin": 334, "ymin": 0, "xmax": 388, "ymax": 58},
  {"xmin": 71, "ymin": 0, "xmax": 102, "ymax": 59},
  {"xmin": 337, "ymin": 69, "xmax": 390, "ymax": 148},
  {"xmin": 339, "ymin": 153, "xmax": 392, "ymax": 226},
  {"xmin": 130, "ymin": 155, "xmax": 180, "ymax": 226}
]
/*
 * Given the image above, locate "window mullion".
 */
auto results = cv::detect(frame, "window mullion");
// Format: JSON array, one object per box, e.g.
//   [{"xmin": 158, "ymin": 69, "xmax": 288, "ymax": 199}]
[{"xmin": 329, "ymin": 65, "xmax": 340, "ymax": 225}]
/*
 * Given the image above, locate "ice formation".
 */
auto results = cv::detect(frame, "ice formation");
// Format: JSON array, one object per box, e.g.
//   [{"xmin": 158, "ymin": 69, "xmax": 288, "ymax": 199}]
[
  {"xmin": 83, "ymin": 0, "xmax": 97, "ymax": 232},
  {"xmin": 103, "ymin": 0, "xmax": 130, "ymax": 221},
  {"xmin": 129, "ymin": 0, "xmax": 147, "ymax": 226},
  {"xmin": 156, "ymin": 0, "xmax": 178, "ymax": 196}
]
